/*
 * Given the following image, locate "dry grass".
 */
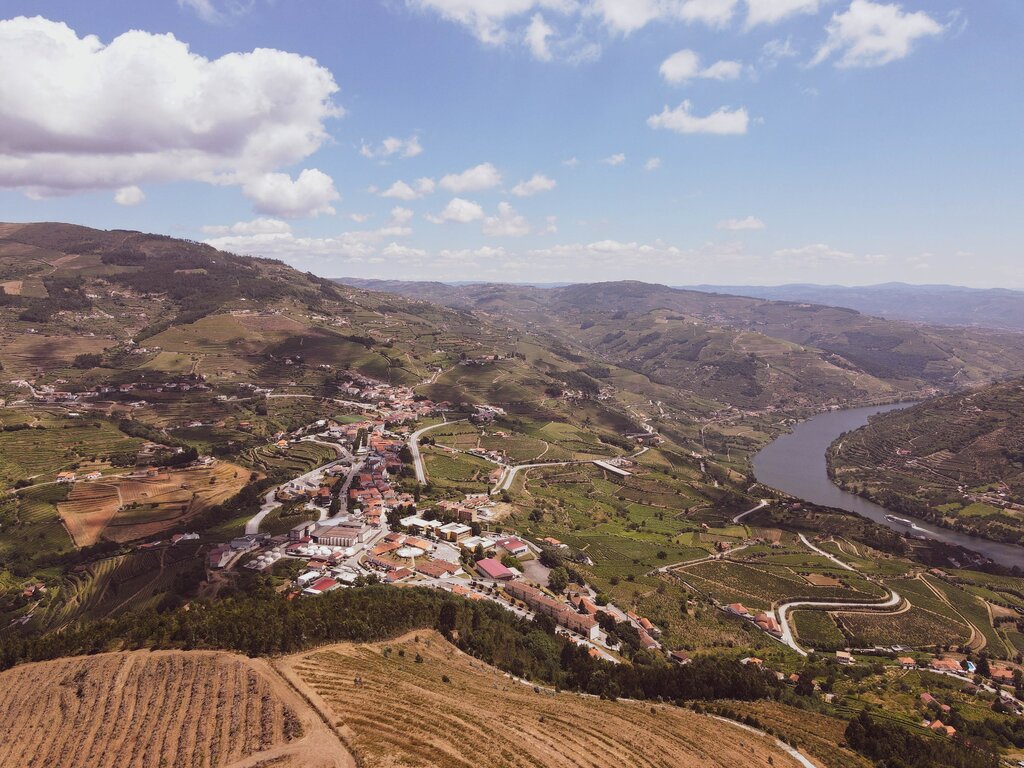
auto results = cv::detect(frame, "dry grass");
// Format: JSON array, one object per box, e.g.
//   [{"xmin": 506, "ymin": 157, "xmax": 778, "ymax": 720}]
[{"xmin": 278, "ymin": 630, "xmax": 806, "ymax": 768}]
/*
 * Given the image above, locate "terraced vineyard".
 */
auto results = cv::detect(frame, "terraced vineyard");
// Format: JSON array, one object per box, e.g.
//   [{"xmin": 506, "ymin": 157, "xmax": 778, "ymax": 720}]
[
  {"xmin": 0, "ymin": 650, "xmax": 351, "ymax": 768},
  {"xmin": 280, "ymin": 631, "xmax": 805, "ymax": 768},
  {"xmin": 250, "ymin": 441, "xmax": 336, "ymax": 475}
]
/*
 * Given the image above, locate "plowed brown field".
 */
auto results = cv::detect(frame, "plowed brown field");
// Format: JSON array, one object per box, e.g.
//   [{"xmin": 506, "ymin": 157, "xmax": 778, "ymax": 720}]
[
  {"xmin": 277, "ymin": 631, "xmax": 807, "ymax": 768},
  {"xmin": 0, "ymin": 650, "xmax": 352, "ymax": 768}
]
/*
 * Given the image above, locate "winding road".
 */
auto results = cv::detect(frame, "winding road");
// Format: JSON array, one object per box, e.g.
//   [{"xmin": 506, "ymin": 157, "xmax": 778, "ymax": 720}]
[
  {"xmin": 775, "ymin": 589, "xmax": 903, "ymax": 657},
  {"xmin": 406, "ymin": 417, "xmax": 468, "ymax": 484}
]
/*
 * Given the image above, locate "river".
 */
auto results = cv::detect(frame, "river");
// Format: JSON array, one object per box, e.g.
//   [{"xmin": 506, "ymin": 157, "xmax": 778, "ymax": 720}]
[{"xmin": 752, "ymin": 403, "xmax": 1024, "ymax": 569}]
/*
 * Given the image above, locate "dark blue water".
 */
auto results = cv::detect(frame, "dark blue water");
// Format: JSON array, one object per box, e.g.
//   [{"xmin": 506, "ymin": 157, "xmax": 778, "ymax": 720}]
[{"xmin": 752, "ymin": 403, "xmax": 1024, "ymax": 569}]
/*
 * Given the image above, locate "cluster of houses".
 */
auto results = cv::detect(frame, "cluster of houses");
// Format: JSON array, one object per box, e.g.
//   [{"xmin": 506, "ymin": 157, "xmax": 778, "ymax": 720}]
[
  {"xmin": 725, "ymin": 602, "xmax": 783, "ymax": 638},
  {"xmin": 504, "ymin": 581, "xmax": 600, "ymax": 641}
]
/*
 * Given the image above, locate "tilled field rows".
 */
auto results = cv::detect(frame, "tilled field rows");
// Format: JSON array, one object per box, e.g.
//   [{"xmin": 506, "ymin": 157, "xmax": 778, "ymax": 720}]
[
  {"xmin": 0, "ymin": 651, "xmax": 302, "ymax": 768},
  {"xmin": 283, "ymin": 631, "xmax": 801, "ymax": 768}
]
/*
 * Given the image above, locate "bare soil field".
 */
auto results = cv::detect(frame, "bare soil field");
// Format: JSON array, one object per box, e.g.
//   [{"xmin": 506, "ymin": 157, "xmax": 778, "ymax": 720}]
[
  {"xmin": 277, "ymin": 630, "xmax": 807, "ymax": 768},
  {"xmin": 57, "ymin": 481, "xmax": 121, "ymax": 547},
  {"xmin": 57, "ymin": 462, "xmax": 248, "ymax": 546},
  {"xmin": 0, "ymin": 650, "xmax": 353, "ymax": 768}
]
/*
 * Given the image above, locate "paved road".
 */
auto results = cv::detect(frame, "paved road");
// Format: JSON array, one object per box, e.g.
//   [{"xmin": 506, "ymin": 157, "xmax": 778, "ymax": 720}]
[
  {"xmin": 731, "ymin": 499, "xmax": 769, "ymax": 524},
  {"xmin": 407, "ymin": 418, "xmax": 465, "ymax": 484},
  {"xmin": 246, "ymin": 453, "xmax": 347, "ymax": 535},
  {"xmin": 775, "ymin": 589, "xmax": 902, "ymax": 656},
  {"xmin": 799, "ymin": 533, "xmax": 856, "ymax": 572}
]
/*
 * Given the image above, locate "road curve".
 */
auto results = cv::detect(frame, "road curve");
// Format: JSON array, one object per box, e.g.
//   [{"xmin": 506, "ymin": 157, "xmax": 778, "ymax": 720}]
[
  {"xmin": 776, "ymin": 590, "xmax": 903, "ymax": 656},
  {"xmin": 407, "ymin": 418, "xmax": 465, "ymax": 484},
  {"xmin": 732, "ymin": 500, "xmax": 768, "ymax": 524}
]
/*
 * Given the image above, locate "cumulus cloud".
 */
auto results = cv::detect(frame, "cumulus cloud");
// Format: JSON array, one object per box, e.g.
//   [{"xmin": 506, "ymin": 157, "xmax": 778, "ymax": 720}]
[
  {"xmin": 428, "ymin": 197, "xmax": 486, "ymax": 223},
  {"xmin": 439, "ymin": 162, "xmax": 502, "ymax": 193},
  {"xmin": 761, "ymin": 36, "xmax": 800, "ymax": 67},
  {"xmin": 562, "ymin": 156, "xmax": 580, "ymax": 167},
  {"xmin": 644, "ymin": 157, "xmax": 662, "ymax": 171},
  {"xmin": 602, "ymin": 153, "xmax": 626, "ymax": 166},
  {"xmin": 525, "ymin": 13, "xmax": 555, "ymax": 60},
  {"xmin": 659, "ymin": 49, "xmax": 742, "ymax": 84},
  {"xmin": 590, "ymin": 0, "xmax": 740, "ymax": 33},
  {"xmin": 511, "ymin": 173, "xmax": 557, "ymax": 196},
  {"xmin": 482, "ymin": 202, "xmax": 532, "ymax": 236},
  {"xmin": 811, "ymin": 0, "xmax": 945, "ymax": 68},
  {"xmin": 0, "ymin": 16, "xmax": 341, "ymax": 214},
  {"xmin": 241, "ymin": 169, "xmax": 340, "ymax": 218},
  {"xmin": 744, "ymin": 0, "xmax": 820, "ymax": 28},
  {"xmin": 407, "ymin": 0, "xmax": 575, "ymax": 44},
  {"xmin": 380, "ymin": 177, "xmax": 436, "ymax": 200},
  {"xmin": 200, "ymin": 217, "xmax": 292, "ymax": 236},
  {"xmin": 648, "ymin": 101, "xmax": 750, "ymax": 135},
  {"xmin": 114, "ymin": 186, "xmax": 145, "ymax": 206},
  {"xmin": 360, "ymin": 134, "xmax": 423, "ymax": 160},
  {"xmin": 718, "ymin": 215, "xmax": 764, "ymax": 230}
]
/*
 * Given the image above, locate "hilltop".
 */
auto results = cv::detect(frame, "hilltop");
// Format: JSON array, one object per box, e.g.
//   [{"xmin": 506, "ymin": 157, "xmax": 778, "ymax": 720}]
[{"xmin": 830, "ymin": 378, "xmax": 1024, "ymax": 545}]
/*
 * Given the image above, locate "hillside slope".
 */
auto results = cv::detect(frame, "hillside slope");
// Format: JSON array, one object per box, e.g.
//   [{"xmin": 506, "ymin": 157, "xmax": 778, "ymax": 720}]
[
  {"xmin": 278, "ymin": 630, "xmax": 823, "ymax": 768},
  {"xmin": 830, "ymin": 378, "xmax": 1024, "ymax": 544},
  {"xmin": 339, "ymin": 279, "xmax": 1024, "ymax": 408}
]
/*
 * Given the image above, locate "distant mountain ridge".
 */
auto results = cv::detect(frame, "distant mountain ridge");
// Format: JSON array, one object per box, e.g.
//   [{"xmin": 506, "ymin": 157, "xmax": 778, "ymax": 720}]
[
  {"xmin": 683, "ymin": 283, "xmax": 1024, "ymax": 331},
  {"xmin": 336, "ymin": 278, "xmax": 1024, "ymax": 409}
]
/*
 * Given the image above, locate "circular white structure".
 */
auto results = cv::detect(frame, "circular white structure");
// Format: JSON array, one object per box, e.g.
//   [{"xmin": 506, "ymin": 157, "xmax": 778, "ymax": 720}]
[{"xmin": 395, "ymin": 546, "xmax": 425, "ymax": 559}]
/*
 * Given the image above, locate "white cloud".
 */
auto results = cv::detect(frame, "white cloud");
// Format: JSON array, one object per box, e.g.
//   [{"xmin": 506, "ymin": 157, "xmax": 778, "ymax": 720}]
[
  {"xmin": 718, "ymin": 215, "xmax": 764, "ymax": 230},
  {"xmin": 380, "ymin": 177, "xmax": 435, "ymax": 200},
  {"xmin": 482, "ymin": 202, "xmax": 532, "ymax": 236},
  {"xmin": 407, "ymin": 0, "xmax": 576, "ymax": 45},
  {"xmin": 241, "ymin": 168, "xmax": 340, "ymax": 218},
  {"xmin": 201, "ymin": 217, "xmax": 292, "ymax": 236},
  {"xmin": 389, "ymin": 206, "xmax": 416, "ymax": 226},
  {"xmin": 562, "ymin": 156, "xmax": 580, "ymax": 167},
  {"xmin": 773, "ymin": 243, "xmax": 887, "ymax": 265},
  {"xmin": 177, "ymin": 0, "xmax": 253, "ymax": 24},
  {"xmin": 603, "ymin": 153, "xmax": 626, "ymax": 166},
  {"xmin": 349, "ymin": 212, "xmax": 371, "ymax": 223},
  {"xmin": 525, "ymin": 13, "xmax": 555, "ymax": 60},
  {"xmin": 745, "ymin": 0, "xmax": 819, "ymax": 28},
  {"xmin": 428, "ymin": 197, "xmax": 486, "ymax": 223},
  {"xmin": 659, "ymin": 49, "xmax": 742, "ymax": 84},
  {"xmin": 761, "ymin": 36, "xmax": 800, "ymax": 67},
  {"xmin": 648, "ymin": 101, "xmax": 750, "ymax": 135},
  {"xmin": 360, "ymin": 134, "xmax": 423, "ymax": 160},
  {"xmin": 590, "ymin": 0, "xmax": 740, "ymax": 33},
  {"xmin": 511, "ymin": 173, "xmax": 557, "ymax": 196},
  {"xmin": 114, "ymin": 186, "xmax": 145, "ymax": 206},
  {"xmin": 811, "ymin": 0, "xmax": 945, "ymax": 68},
  {"xmin": 439, "ymin": 162, "xmax": 502, "ymax": 193},
  {"xmin": 0, "ymin": 17, "xmax": 340, "ymax": 213},
  {"xmin": 644, "ymin": 157, "xmax": 662, "ymax": 171}
]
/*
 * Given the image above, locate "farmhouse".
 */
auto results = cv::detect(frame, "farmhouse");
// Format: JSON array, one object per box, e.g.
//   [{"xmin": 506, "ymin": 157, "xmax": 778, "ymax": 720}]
[
  {"xmin": 836, "ymin": 651, "xmax": 854, "ymax": 665},
  {"xmin": 725, "ymin": 603, "xmax": 751, "ymax": 618},
  {"xmin": 56, "ymin": 472, "xmax": 77, "ymax": 483},
  {"xmin": 930, "ymin": 658, "xmax": 962, "ymax": 673},
  {"xmin": 898, "ymin": 657, "xmax": 918, "ymax": 669}
]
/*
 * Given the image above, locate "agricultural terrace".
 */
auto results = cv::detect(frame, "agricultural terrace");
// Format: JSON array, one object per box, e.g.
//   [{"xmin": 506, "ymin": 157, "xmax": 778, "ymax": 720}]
[
  {"xmin": 279, "ymin": 631, "xmax": 804, "ymax": 768},
  {"xmin": 0, "ymin": 650, "xmax": 346, "ymax": 768},
  {"xmin": 27, "ymin": 543, "xmax": 204, "ymax": 632},
  {"xmin": 57, "ymin": 461, "xmax": 249, "ymax": 546},
  {"xmin": 0, "ymin": 409, "xmax": 144, "ymax": 486},
  {"xmin": 0, "ymin": 483, "xmax": 75, "ymax": 564},
  {"xmin": 248, "ymin": 441, "xmax": 337, "ymax": 476},
  {"xmin": 673, "ymin": 560, "xmax": 886, "ymax": 613},
  {"xmin": 422, "ymin": 446, "xmax": 496, "ymax": 493}
]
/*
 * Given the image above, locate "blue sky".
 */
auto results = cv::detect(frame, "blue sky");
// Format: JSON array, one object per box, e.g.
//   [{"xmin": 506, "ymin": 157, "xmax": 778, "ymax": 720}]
[{"xmin": 1, "ymin": 1, "xmax": 1021, "ymax": 286}]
